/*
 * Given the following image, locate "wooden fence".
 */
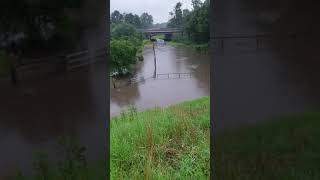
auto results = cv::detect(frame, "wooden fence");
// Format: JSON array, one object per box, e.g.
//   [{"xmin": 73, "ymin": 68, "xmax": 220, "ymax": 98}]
[{"xmin": 111, "ymin": 72, "xmax": 210, "ymax": 88}]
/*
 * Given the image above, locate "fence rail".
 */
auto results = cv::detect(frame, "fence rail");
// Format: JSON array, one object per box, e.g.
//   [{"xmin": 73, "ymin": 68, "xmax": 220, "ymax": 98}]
[{"xmin": 112, "ymin": 72, "xmax": 210, "ymax": 88}]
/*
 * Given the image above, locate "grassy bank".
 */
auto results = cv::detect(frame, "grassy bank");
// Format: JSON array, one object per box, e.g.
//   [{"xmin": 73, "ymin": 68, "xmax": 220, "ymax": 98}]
[
  {"xmin": 152, "ymin": 34, "xmax": 165, "ymax": 39},
  {"xmin": 143, "ymin": 40, "xmax": 154, "ymax": 48},
  {"xmin": 214, "ymin": 112, "xmax": 320, "ymax": 180},
  {"xmin": 167, "ymin": 41, "xmax": 209, "ymax": 54},
  {"xmin": 111, "ymin": 97, "xmax": 210, "ymax": 179}
]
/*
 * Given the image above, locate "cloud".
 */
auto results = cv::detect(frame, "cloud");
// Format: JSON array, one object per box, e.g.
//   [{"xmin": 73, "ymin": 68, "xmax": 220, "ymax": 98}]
[{"xmin": 110, "ymin": 0, "xmax": 194, "ymax": 23}]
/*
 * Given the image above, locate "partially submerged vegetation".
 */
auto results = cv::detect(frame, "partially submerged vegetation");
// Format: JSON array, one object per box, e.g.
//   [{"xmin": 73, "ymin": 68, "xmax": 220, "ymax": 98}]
[
  {"xmin": 168, "ymin": 41, "xmax": 209, "ymax": 54},
  {"xmin": 111, "ymin": 97, "xmax": 210, "ymax": 179},
  {"xmin": 110, "ymin": 10, "xmax": 154, "ymax": 77},
  {"xmin": 110, "ymin": 23, "xmax": 145, "ymax": 77},
  {"xmin": 214, "ymin": 112, "xmax": 320, "ymax": 180}
]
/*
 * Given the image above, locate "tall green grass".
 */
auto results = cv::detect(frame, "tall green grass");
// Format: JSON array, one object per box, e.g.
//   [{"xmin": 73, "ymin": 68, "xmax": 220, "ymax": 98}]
[
  {"xmin": 214, "ymin": 112, "xmax": 320, "ymax": 180},
  {"xmin": 167, "ymin": 42, "xmax": 209, "ymax": 54},
  {"xmin": 111, "ymin": 97, "xmax": 210, "ymax": 179}
]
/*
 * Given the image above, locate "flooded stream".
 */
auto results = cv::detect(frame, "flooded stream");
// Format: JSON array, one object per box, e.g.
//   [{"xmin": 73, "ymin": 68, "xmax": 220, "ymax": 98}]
[
  {"xmin": 110, "ymin": 44, "xmax": 211, "ymax": 117},
  {"xmin": 0, "ymin": 44, "xmax": 209, "ymax": 177}
]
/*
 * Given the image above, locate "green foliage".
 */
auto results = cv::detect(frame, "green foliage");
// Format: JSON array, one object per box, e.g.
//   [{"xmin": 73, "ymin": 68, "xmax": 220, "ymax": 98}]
[
  {"xmin": 111, "ymin": 10, "xmax": 150, "ymax": 29},
  {"xmin": 111, "ymin": 10, "xmax": 124, "ymax": 24},
  {"xmin": 124, "ymin": 13, "xmax": 136, "ymax": 26},
  {"xmin": 110, "ymin": 39, "xmax": 139, "ymax": 76},
  {"xmin": 171, "ymin": 34, "xmax": 191, "ymax": 44},
  {"xmin": 33, "ymin": 151, "xmax": 50, "ymax": 180},
  {"xmin": 167, "ymin": 2, "xmax": 183, "ymax": 28},
  {"xmin": 110, "ymin": 18, "xmax": 145, "ymax": 77},
  {"xmin": 152, "ymin": 22, "xmax": 168, "ymax": 29},
  {"xmin": 168, "ymin": 0, "xmax": 210, "ymax": 44},
  {"xmin": 111, "ymin": 97, "xmax": 210, "ymax": 179},
  {"xmin": 140, "ymin": 12, "xmax": 153, "ymax": 28},
  {"xmin": 111, "ymin": 23, "xmax": 137, "ymax": 39}
]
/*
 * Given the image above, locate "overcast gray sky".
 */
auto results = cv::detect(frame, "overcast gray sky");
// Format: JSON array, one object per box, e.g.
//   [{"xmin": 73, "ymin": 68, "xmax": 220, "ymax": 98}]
[{"xmin": 110, "ymin": 0, "xmax": 196, "ymax": 24}]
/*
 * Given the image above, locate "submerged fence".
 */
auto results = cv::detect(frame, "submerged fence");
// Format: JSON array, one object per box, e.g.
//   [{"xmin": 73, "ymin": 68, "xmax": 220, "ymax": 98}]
[{"xmin": 111, "ymin": 71, "xmax": 210, "ymax": 89}]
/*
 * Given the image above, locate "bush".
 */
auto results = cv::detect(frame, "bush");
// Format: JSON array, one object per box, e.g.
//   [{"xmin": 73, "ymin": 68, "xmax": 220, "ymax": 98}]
[
  {"xmin": 110, "ymin": 39, "xmax": 138, "ymax": 76},
  {"xmin": 171, "ymin": 34, "xmax": 191, "ymax": 44},
  {"xmin": 111, "ymin": 23, "xmax": 137, "ymax": 40}
]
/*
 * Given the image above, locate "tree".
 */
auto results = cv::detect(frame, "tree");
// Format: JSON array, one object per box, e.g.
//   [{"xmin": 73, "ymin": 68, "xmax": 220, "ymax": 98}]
[
  {"xmin": 183, "ymin": 9, "xmax": 191, "ymax": 17},
  {"xmin": 167, "ymin": 0, "xmax": 210, "ymax": 43},
  {"xmin": 133, "ymin": 15, "xmax": 141, "ymax": 28},
  {"xmin": 111, "ymin": 23, "xmax": 137, "ymax": 39},
  {"xmin": 192, "ymin": 0, "xmax": 203, "ymax": 10},
  {"xmin": 110, "ymin": 39, "xmax": 136, "ymax": 66},
  {"xmin": 167, "ymin": 2, "xmax": 183, "ymax": 28},
  {"xmin": 185, "ymin": 0, "xmax": 209, "ymax": 42},
  {"xmin": 140, "ymin": 13, "xmax": 153, "ymax": 28},
  {"xmin": 111, "ymin": 10, "xmax": 124, "ymax": 24},
  {"xmin": 123, "ymin": 13, "xmax": 141, "ymax": 28},
  {"xmin": 124, "ymin": 13, "xmax": 134, "ymax": 24}
]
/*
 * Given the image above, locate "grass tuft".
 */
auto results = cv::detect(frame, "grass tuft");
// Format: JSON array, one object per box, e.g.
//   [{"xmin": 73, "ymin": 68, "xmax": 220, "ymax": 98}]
[{"xmin": 111, "ymin": 97, "xmax": 210, "ymax": 179}]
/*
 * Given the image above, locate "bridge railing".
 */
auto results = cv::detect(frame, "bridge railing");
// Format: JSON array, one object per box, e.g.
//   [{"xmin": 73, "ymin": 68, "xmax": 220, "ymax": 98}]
[{"xmin": 137, "ymin": 28, "xmax": 181, "ymax": 33}]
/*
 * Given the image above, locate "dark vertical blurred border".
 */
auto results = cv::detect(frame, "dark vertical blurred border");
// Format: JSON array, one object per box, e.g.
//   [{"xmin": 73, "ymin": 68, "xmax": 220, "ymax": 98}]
[
  {"xmin": 105, "ymin": 0, "xmax": 110, "ymax": 179},
  {"xmin": 210, "ymin": 0, "xmax": 216, "ymax": 179}
]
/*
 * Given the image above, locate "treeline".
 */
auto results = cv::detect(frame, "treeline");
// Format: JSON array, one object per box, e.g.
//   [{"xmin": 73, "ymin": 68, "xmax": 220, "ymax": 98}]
[
  {"xmin": 111, "ymin": 10, "xmax": 153, "ymax": 29},
  {"xmin": 110, "ymin": 11, "xmax": 154, "ymax": 77},
  {"xmin": 167, "ymin": 0, "xmax": 210, "ymax": 44}
]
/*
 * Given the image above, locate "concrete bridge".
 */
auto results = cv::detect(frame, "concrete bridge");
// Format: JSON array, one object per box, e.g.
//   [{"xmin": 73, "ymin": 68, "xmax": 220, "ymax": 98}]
[
  {"xmin": 137, "ymin": 28, "xmax": 181, "ymax": 34},
  {"xmin": 137, "ymin": 28, "xmax": 182, "ymax": 40}
]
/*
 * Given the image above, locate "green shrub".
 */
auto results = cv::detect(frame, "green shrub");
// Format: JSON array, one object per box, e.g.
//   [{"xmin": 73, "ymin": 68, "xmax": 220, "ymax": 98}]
[
  {"xmin": 111, "ymin": 23, "xmax": 137, "ymax": 40},
  {"xmin": 110, "ymin": 39, "xmax": 138, "ymax": 76}
]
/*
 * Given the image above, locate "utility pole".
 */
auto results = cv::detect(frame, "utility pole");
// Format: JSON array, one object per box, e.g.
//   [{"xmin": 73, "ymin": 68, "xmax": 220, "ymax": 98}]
[{"xmin": 153, "ymin": 42, "xmax": 157, "ymax": 79}]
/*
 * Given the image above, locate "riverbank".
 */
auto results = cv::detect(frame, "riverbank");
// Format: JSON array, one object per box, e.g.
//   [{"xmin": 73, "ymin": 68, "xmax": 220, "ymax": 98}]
[
  {"xmin": 214, "ymin": 112, "xmax": 320, "ymax": 179},
  {"xmin": 167, "ymin": 41, "xmax": 209, "ymax": 54},
  {"xmin": 111, "ymin": 97, "xmax": 210, "ymax": 179}
]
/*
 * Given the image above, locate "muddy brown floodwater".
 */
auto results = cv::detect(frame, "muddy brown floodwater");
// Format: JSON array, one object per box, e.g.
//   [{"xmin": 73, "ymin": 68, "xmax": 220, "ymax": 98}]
[
  {"xmin": 0, "ymin": 44, "xmax": 209, "ymax": 178},
  {"xmin": 110, "ymin": 44, "xmax": 211, "ymax": 117},
  {"xmin": 0, "ymin": 59, "xmax": 107, "ymax": 178}
]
